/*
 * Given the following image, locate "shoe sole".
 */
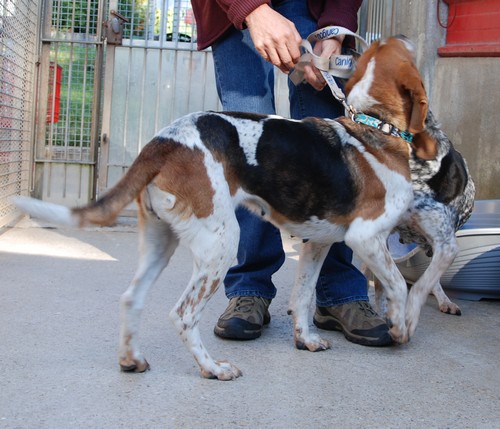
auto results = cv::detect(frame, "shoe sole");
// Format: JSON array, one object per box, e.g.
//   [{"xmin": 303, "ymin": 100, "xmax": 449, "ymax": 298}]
[
  {"xmin": 214, "ymin": 325, "xmax": 262, "ymax": 341},
  {"xmin": 313, "ymin": 316, "xmax": 393, "ymax": 347},
  {"xmin": 214, "ymin": 315, "xmax": 271, "ymax": 341}
]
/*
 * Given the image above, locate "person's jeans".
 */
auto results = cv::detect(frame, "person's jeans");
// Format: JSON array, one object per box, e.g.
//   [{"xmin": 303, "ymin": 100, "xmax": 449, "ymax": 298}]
[{"xmin": 211, "ymin": 0, "xmax": 367, "ymax": 306}]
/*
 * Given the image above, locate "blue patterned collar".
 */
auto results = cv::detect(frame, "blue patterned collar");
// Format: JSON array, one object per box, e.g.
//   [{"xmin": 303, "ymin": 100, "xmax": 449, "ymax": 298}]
[{"xmin": 352, "ymin": 112, "xmax": 414, "ymax": 143}]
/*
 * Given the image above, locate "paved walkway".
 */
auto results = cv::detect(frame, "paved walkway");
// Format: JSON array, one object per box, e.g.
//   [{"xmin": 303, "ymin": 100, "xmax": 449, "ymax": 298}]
[{"xmin": 1, "ymin": 218, "xmax": 499, "ymax": 429}]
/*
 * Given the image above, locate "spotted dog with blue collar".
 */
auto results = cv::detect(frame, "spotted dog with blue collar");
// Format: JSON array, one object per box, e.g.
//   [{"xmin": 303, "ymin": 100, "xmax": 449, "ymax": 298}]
[{"xmin": 12, "ymin": 36, "xmax": 470, "ymax": 381}]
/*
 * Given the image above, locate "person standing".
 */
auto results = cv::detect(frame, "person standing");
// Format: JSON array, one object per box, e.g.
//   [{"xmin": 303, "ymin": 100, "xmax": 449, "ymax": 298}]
[{"xmin": 190, "ymin": 0, "xmax": 392, "ymax": 347}]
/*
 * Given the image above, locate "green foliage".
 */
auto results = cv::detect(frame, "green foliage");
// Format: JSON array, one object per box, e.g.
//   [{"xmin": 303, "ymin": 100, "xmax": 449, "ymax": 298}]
[
  {"xmin": 119, "ymin": 0, "xmax": 149, "ymax": 38},
  {"xmin": 51, "ymin": 0, "xmax": 99, "ymax": 34},
  {"xmin": 118, "ymin": 0, "xmax": 194, "ymax": 39}
]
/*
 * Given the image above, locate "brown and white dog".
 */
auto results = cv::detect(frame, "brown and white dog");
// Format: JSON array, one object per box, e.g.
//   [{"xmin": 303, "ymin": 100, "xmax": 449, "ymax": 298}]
[
  {"xmin": 12, "ymin": 36, "xmax": 464, "ymax": 380},
  {"xmin": 345, "ymin": 35, "xmax": 474, "ymax": 328}
]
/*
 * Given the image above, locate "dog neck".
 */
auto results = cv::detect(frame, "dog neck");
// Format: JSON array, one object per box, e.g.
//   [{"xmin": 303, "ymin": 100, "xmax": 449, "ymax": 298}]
[{"xmin": 350, "ymin": 111, "xmax": 414, "ymax": 143}]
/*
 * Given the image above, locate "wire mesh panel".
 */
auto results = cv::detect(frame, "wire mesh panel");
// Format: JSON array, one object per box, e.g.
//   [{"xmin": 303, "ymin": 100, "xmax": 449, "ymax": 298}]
[
  {"xmin": 120, "ymin": 0, "xmax": 196, "ymax": 47},
  {"xmin": 0, "ymin": 0, "xmax": 38, "ymax": 226},
  {"xmin": 35, "ymin": 0, "xmax": 104, "ymax": 205},
  {"xmin": 100, "ymin": 0, "xmax": 221, "ymax": 194},
  {"xmin": 43, "ymin": 44, "xmax": 96, "ymax": 163},
  {"xmin": 100, "ymin": 0, "xmax": 397, "ymax": 195}
]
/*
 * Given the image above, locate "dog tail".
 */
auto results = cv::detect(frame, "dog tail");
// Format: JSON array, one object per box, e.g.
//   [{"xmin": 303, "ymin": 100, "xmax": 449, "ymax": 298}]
[
  {"xmin": 11, "ymin": 196, "xmax": 80, "ymax": 227},
  {"xmin": 12, "ymin": 137, "xmax": 175, "ymax": 228}
]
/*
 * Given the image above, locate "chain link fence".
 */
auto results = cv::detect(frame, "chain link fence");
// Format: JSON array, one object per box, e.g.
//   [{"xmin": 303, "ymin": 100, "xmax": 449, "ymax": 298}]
[
  {"xmin": 0, "ymin": 0, "xmax": 39, "ymax": 226},
  {"xmin": 0, "ymin": 0, "xmax": 395, "ymax": 226}
]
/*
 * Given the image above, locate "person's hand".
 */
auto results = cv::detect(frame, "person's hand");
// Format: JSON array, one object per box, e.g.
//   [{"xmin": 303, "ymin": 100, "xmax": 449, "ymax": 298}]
[
  {"xmin": 302, "ymin": 37, "xmax": 344, "ymax": 91},
  {"xmin": 244, "ymin": 4, "xmax": 302, "ymax": 74}
]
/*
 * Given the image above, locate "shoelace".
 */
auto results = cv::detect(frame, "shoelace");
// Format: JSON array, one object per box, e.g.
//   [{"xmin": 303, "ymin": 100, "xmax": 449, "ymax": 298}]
[
  {"xmin": 358, "ymin": 301, "xmax": 378, "ymax": 318},
  {"xmin": 234, "ymin": 296, "xmax": 260, "ymax": 313}
]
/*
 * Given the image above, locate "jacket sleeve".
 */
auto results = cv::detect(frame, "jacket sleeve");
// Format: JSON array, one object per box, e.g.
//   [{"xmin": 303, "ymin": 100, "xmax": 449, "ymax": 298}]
[
  {"xmin": 315, "ymin": 0, "xmax": 363, "ymax": 32},
  {"xmin": 216, "ymin": 0, "xmax": 271, "ymax": 30}
]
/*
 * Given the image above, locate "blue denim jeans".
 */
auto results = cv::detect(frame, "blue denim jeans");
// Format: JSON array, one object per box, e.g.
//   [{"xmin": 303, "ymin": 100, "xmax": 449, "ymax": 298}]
[{"xmin": 211, "ymin": 0, "xmax": 367, "ymax": 306}]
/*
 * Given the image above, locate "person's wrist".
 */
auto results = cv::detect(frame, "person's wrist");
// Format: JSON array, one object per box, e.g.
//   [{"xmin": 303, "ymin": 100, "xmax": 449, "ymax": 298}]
[{"xmin": 244, "ymin": 3, "xmax": 270, "ymax": 27}]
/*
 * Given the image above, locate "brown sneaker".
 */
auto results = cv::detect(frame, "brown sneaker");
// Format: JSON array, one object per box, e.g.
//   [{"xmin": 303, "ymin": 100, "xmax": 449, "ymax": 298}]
[
  {"xmin": 313, "ymin": 301, "xmax": 393, "ymax": 347},
  {"xmin": 214, "ymin": 296, "xmax": 271, "ymax": 340}
]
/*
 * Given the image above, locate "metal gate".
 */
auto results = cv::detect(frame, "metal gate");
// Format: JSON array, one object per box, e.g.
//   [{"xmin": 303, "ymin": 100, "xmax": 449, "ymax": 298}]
[
  {"xmin": 98, "ymin": 0, "xmax": 393, "ymax": 198},
  {"xmin": 0, "ymin": 0, "xmax": 39, "ymax": 226},
  {"xmin": 33, "ymin": 0, "xmax": 105, "ymax": 205},
  {"xmin": 1, "ymin": 0, "xmax": 394, "ymax": 222},
  {"xmin": 98, "ymin": 0, "xmax": 222, "ymax": 196}
]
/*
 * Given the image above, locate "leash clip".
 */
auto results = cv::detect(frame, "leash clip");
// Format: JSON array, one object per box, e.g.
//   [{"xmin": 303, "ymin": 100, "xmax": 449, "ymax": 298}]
[{"xmin": 349, "ymin": 107, "xmax": 359, "ymax": 122}]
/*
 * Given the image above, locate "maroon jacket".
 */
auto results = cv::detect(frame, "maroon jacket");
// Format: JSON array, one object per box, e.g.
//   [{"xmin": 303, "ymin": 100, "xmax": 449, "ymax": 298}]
[{"xmin": 191, "ymin": 0, "xmax": 363, "ymax": 51}]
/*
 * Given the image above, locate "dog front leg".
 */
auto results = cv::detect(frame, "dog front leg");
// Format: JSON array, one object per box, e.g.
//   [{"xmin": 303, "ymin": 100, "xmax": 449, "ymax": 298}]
[
  {"xmin": 348, "ymin": 234, "xmax": 408, "ymax": 344},
  {"xmin": 288, "ymin": 241, "xmax": 331, "ymax": 352},
  {"xmin": 360, "ymin": 264, "xmax": 388, "ymax": 317}
]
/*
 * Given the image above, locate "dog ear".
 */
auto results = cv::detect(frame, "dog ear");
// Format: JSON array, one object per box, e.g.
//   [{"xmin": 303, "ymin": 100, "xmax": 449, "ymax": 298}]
[
  {"xmin": 396, "ymin": 62, "xmax": 436, "ymax": 159},
  {"xmin": 411, "ymin": 131, "xmax": 437, "ymax": 160},
  {"xmin": 397, "ymin": 62, "xmax": 428, "ymax": 134}
]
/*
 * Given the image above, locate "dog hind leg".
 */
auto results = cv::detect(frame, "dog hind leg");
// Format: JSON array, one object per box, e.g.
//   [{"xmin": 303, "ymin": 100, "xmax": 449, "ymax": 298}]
[
  {"xmin": 406, "ymin": 209, "xmax": 461, "ymax": 333},
  {"xmin": 406, "ymin": 240, "xmax": 459, "ymax": 337},
  {"xmin": 169, "ymin": 213, "xmax": 242, "ymax": 380},
  {"xmin": 431, "ymin": 282, "xmax": 461, "ymax": 315},
  {"xmin": 119, "ymin": 212, "xmax": 180, "ymax": 372}
]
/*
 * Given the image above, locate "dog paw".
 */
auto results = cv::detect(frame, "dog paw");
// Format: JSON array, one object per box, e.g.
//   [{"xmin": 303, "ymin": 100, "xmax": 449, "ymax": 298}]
[
  {"xmin": 295, "ymin": 334, "xmax": 331, "ymax": 352},
  {"xmin": 389, "ymin": 325, "xmax": 409, "ymax": 344},
  {"xmin": 120, "ymin": 357, "xmax": 150, "ymax": 373},
  {"xmin": 200, "ymin": 360, "xmax": 242, "ymax": 381},
  {"xmin": 439, "ymin": 302, "xmax": 461, "ymax": 316}
]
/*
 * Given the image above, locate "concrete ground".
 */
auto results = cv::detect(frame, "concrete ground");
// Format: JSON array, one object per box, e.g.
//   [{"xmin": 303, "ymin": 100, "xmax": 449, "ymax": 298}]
[{"xmin": 0, "ymin": 217, "xmax": 499, "ymax": 429}]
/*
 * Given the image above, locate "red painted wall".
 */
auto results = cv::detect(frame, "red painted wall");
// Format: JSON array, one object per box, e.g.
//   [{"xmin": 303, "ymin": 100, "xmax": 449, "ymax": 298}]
[{"xmin": 438, "ymin": 0, "xmax": 500, "ymax": 56}]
